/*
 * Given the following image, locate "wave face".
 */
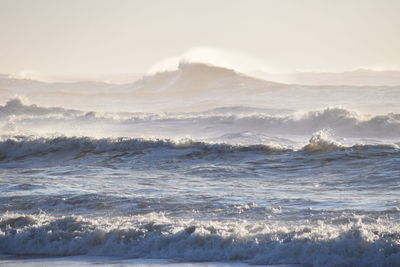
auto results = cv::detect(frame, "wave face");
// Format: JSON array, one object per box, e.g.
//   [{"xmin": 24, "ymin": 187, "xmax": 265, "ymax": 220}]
[{"xmin": 1, "ymin": 98, "xmax": 400, "ymax": 266}]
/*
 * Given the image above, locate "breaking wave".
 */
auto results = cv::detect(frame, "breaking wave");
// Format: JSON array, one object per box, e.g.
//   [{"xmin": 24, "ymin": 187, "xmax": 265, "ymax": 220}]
[{"xmin": 0, "ymin": 213, "xmax": 399, "ymax": 267}]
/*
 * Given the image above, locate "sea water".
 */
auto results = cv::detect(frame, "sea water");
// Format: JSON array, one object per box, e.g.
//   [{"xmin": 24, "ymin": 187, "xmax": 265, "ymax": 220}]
[{"xmin": 0, "ymin": 65, "xmax": 400, "ymax": 266}]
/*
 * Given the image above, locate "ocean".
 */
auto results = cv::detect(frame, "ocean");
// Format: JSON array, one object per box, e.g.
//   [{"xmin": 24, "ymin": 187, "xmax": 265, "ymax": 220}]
[{"xmin": 0, "ymin": 63, "xmax": 399, "ymax": 267}]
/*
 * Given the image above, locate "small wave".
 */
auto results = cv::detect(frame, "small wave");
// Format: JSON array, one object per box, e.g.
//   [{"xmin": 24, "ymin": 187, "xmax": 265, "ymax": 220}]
[
  {"xmin": 302, "ymin": 129, "xmax": 343, "ymax": 152},
  {"xmin": 302, "ymin": 129, "xmax": 399, "ymax": 154},
  {"xmin": 0, "ymin": 213, "xmax": 399, "ymax": 267}
]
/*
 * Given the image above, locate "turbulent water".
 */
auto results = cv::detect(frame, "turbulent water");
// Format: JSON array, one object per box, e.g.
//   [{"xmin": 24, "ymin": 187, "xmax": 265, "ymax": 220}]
[{"xmin": 1, "ymin": 65, "xmax": 400, "ymax": 267}]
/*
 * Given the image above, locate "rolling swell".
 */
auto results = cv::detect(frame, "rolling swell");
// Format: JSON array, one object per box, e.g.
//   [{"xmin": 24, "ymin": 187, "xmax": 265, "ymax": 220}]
[
  {"xmin": 0, "ymin": 136, "xmax": 288, "ymax": 161},
  {"xmin": 0, "ymin": 135, "xmax": 398, "ymax": 161},
  {"xmin": 0, "ymin": 213, "xmax": 399, "ymax": 267}
]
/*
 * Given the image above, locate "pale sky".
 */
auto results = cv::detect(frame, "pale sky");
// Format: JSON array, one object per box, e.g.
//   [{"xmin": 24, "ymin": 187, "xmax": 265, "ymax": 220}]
[{"xmin": 1, "ymin": 0, "xmax": 400, "ymax": 79}]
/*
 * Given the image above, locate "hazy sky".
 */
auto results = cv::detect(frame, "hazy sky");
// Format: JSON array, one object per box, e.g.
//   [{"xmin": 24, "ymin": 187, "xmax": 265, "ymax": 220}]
[{"xmin": 1, "ymin": 0, "xmax": 400, "ymax": 79}]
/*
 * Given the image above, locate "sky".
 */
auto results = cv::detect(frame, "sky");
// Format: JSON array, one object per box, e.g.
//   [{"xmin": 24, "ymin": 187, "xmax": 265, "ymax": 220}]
[{"xmin": 0, "ymin": 0, "xmax": 400, "ymax": 80}]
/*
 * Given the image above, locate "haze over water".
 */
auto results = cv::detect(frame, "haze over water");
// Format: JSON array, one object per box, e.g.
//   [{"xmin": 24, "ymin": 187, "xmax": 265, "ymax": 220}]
[{"xmin": 0, "ymin": 1, "xmax": 400, "ymax": 267}]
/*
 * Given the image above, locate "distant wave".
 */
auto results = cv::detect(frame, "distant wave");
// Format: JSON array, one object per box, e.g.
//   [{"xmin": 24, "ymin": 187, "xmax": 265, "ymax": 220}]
[
  {"xmin": 0, "ymin": 98, "xmax": 80, "ymax": 117},
  {"xmin": 0, "ymin": 213, "xmax": 399, "ymax": 267},
  {"xmin": 2, "ymin": 99, "xmax": 400, "ymax": 138}
]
